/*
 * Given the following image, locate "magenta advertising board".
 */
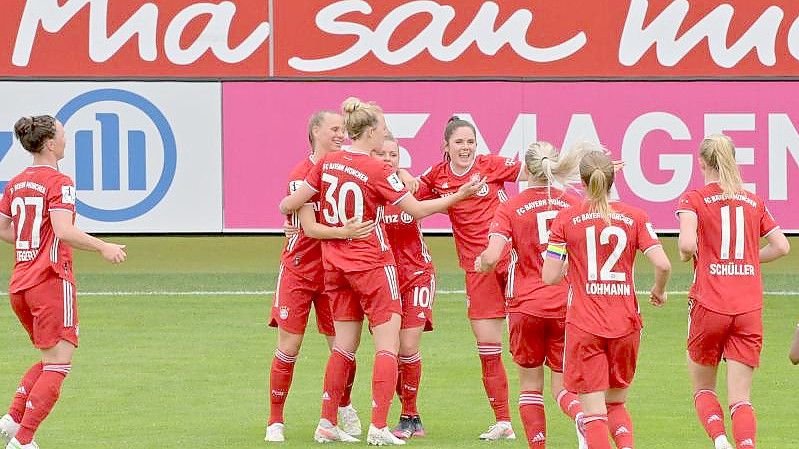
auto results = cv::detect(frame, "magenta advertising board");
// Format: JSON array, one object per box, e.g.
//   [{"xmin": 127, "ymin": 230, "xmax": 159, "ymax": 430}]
[{"xmin": 223, "ymin": 81, "xmax": 799, "ymax": 232}]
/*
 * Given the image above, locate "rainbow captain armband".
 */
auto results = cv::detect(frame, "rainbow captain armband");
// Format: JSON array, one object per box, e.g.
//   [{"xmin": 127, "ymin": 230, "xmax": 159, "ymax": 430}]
[{"xmin": 546, "ymin": 244, "xmax": 567, "ymax": 261}]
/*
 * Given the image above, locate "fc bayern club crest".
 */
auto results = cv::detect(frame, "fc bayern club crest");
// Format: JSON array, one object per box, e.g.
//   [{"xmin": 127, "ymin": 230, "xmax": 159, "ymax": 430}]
[{"xmin": 279, "ymin": 306, "xmax": 290, "ymax": 320}]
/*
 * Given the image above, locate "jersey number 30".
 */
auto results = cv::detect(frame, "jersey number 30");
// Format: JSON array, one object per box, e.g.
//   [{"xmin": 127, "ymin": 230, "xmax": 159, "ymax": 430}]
[{"xmin": 322, "ymin": 173, "xmax": 365, "ymax": 225}]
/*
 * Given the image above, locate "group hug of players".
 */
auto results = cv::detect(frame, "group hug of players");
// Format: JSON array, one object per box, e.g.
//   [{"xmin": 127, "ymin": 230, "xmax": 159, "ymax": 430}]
[
  {"xmin": 267, "ymin": 97, "xmax": 793, "ymax": 449},
  {"xmin": 0, "ymin": 104, "xmax": 794, "ymax": 449}
]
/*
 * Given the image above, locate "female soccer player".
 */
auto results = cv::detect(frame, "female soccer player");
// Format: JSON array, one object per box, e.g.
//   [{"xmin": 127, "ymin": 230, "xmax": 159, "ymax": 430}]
[
  {"xmin": 542, "ymin": 150, "xmax": 671, "ymax": 449},
  {"xmin": 476, "ymin": 141, "xmax": 587, "ymax": 449},
  {"xmin": 266, "ymin": 111, "xmax": 371, "ymax": 442},
  {"xmin": 279, "ymin": 98, "xmax": 484, "ymax": 445},
  {"xmin": 371, "ymin": 136, "xmax": 435, "ymax": 440},
  {"xmin": 0, "ymin": 116, "xmax": 127, "ymax": 449},
  {"xmin": 676, "ymin": 134, "xmax": 789, "ymax": 449},
  {"xmin": 418, "ymin": 116, "xmax": 525, "ymax": 440}
]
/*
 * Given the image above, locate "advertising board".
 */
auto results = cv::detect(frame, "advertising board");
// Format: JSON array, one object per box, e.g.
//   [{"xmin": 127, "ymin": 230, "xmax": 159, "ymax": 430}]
[
  {"xmin": 223, "ymin": 81, "xmax": 799, "ymax": 232},
  {"xmin": 0, "ymin": 82, "xmax": 223, "ymax": 232}
]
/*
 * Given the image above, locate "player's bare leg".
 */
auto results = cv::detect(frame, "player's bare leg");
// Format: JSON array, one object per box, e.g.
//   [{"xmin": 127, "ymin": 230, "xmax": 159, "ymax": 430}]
[
  {"xmin": 393, "ymin": 326, "xmax": 424, "ymax": 439},
  {"xmin": 727, "ymin": 360, "xmax": 756, "ymax": 449},
  {"xmin": 471, "ymin": 318, "xmax": 514, "ymax": 440},
  {"xmin": 549, "ymin": 371, "xmax": 587, "ymax": 449},
  {"xmin": 689, "ymin": 358, "xmax": 732, "ymax": 449},
  {"xmin": 8, "ymin": 341, "xmax": 74, "ymax": 449},
  {"xmin": 316, "ymin": 321, "xmax": 362, "ymax": 443}
]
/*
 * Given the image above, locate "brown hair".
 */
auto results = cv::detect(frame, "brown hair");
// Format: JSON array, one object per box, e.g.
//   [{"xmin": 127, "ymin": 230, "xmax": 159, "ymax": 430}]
[
  {"xmin": 442, "ymin": 115, "xmax": 476, "ymax": 161},
  {"xmin": 699, "ymin": 134, "xmax": 743, "ymax": 197},
  {"xmin": 579, "ymin": 150, "xmax": 615, "ymax": 224},
  {"xmin": 341, "ymin": 97, "xmax": 381, "ymax": 141},
  {"xmin": 307, "ymin": 110, "xmax": 339, "ymax": 148},
  {"xmin": 14, "ymin": 115, "xmax": 56, "ymax": 153}
]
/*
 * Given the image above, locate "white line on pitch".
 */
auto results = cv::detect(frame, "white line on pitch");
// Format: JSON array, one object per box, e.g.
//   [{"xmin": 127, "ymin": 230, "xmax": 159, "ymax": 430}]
[{"xmin": 0, "ymin": 290, "xmax": 796, "ymax": 297}]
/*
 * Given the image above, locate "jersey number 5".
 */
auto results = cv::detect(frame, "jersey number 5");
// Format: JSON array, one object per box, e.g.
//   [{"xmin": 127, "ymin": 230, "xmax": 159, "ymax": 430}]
[
  {"xmin": 586, "ymin": 225, "xmax": 627, "ymax": 282},
  {"xmin": 322, "ymin": 173, "xmax": 365, "ymax": 225},
  {"xmin": 11, "ymin": 197, "xmax": 44, "ymax": 250}
]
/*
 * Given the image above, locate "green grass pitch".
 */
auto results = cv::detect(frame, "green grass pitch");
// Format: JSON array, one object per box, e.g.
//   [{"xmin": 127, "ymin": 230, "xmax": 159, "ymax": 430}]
[{"xmin": 0, "ymin": 236, "xmax": 796, "ymax": 448}]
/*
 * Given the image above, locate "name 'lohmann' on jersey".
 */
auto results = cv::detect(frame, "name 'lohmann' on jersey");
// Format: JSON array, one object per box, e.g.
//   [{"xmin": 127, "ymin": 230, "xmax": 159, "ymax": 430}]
[{"xmin": 585, "ymin": 282, "xmax": 632, "ymax": 296}]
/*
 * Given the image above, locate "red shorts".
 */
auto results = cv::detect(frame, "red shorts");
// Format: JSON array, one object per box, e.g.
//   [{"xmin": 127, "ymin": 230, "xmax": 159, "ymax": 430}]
[
  {"xmin": 400, "ymin": 272, "xmax": 435, "ymax": 331},
  {"xmin": 269, "ymin": 264, "xmax": 335, "ymax": 336},
  {"xmin": 325, "ymin": 266, "xmax": 402, "ymax": 328},
  {"xmin": 509, "ymin": 312, "xmax": 565, "ymax": 371},
  {"xmin": 564, "ymin": 324, "xmax": 639, "ymax": 394},
  {"xmin": 10, "ymin": 275, "xmax": 78, "ymax": 349},
  {"xmin": 464, "ymin": 271, "xmax": 507, "ymax": 320},
  {"xmin": 687, "ymin": 302, "xmax": 763, "ymax": 368}
]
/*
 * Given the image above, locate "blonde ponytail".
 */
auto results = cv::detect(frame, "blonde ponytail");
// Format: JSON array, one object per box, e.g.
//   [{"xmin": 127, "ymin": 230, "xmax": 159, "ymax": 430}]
[
  {"xmin": 699, "ymin": 134, "xmax": 743, "ymax": 197},
  {"xmin": 341, "ymin": 96, "xmax": 381, "ymax": 141},
  {"xmin": 579, "ymin": 151, "xmax": 615, "ymax": 224}
]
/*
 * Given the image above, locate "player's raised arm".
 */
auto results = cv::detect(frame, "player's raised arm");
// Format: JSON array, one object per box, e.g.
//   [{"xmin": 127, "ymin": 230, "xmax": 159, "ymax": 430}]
[
  {"xmin": 396, "ymin": 176, "xmax": 485, "ymax": 220},
  {"xmin": 279, "ymin": 183, "xmax": 316, "ymax": 214}
]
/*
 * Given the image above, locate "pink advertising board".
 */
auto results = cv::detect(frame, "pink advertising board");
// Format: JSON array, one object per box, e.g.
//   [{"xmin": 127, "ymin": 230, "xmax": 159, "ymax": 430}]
[{"xmin": 223, "ymin": 82, "xmax": 799, "ymax": 232}]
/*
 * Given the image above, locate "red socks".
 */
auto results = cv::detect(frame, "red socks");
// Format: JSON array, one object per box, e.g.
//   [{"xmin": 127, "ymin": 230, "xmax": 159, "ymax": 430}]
[
  {"xmin": 15, "ymin": 364, "xmax": 70, "ymax": 445},
  {"xmin": 606, "ymin": 402, "xmax": 634, "ymax": 449},
  {"xmin": 583, "ymin": 414, "xmax": 612, "ymax": 449},
  {"xmin": 372, "ymin": 351, "xmax": 398, "ymax": 428},
  {"xmin": 8, "ymin": 362, "xmax": 43, "ymax": 423},
  {"xmin": 519, "ymin": 391, "xmax": 546, "ymax": 448},
  {"xmin": 694, "ymin": 389, "xmax": 727, "ymax": 441},
  {"xmin": 268, "ymin": 349, "xmax": 297, "ymax": 425},
  {"xmin": 477, "ymin": 342, "xmax": 510, "ymax": 422},
  {"xmin": 730, "ymin": 401, "xmax": 756, "ymax": 448},
  {"xmin": 556, "ymin": 389, "xmax": 583, "ymax": 421},
  {"xmin": 339, "ymin": 358, "xmax": 357, "ymax": 408},
  {"xmin": 397, "ymin": 352, "xmax": 422, "ymax": 416},
  {"xmin": 320, "ymin": 348, "xmax": 355, "ymax": 425}
]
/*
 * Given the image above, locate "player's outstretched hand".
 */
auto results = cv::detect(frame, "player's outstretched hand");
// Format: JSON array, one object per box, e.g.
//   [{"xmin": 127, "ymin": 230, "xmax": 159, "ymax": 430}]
[
  {"xmin": 612, "ymin": 160, "xmax": 625, "ymax": 173},
  {"xmin": 458, "ymin": 176, "xmax": 487, "ymax": 198},
  {"xmin": 398, "ymin": 169, "xmax": 420, "ymax": 194},
  {"xmin": 101, "ymin": 243, "xmax": 127, "ymax": 264},
  {"xmin": 283, "ymin": 220, "xmax": 299, "ymax": 238},
  {"xmin": 649, "ymin": 287, "xmax": 667, "ymax": 307},
  {"xmin": 342, "ymin": 217, "xmax": 375, "ymax": 239}
]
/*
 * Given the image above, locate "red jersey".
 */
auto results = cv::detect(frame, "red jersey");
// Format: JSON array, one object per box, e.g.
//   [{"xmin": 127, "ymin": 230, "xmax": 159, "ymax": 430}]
[
  {"xmin": 420, "ymin": 154, "xmax": 521, "ymax": 271},
  {"xmin": 305, "ymin": 149, "xmax": 410, "ymax": 272},
  {"xmin": 0, "ymin": 166, "xmax": 76, "ymax": 293},
  {"xmin": 280, "ymin": 156, "xmax": 323, "ymax": 280},
  {"xmin": 549, "ymin": 201, "xmax": 661, "ymax": 338},
  {"xmin": 676, "ymin": 183, "xmax": 778, "ymax": 315},
  {"xmin": 383, "ymin": 183, "xmax": 435, "ymax": 291},
  {"xmin": 488, "ymin": 186, "xmax": 580, "ymax": 318}
]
